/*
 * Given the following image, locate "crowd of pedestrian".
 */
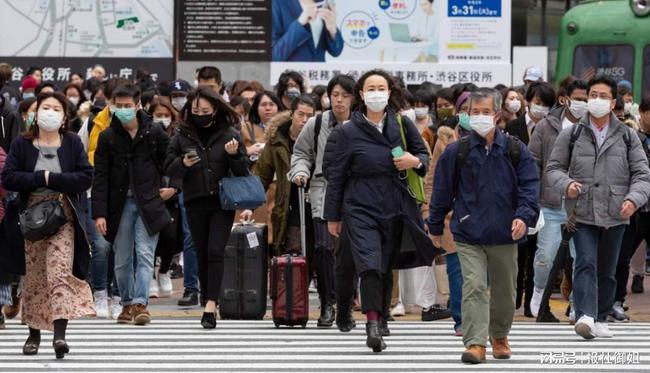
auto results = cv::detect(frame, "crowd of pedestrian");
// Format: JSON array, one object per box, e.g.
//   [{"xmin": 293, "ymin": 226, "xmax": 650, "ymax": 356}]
[{"xmin": 0, "ymin": 62, "xmax": 649, "ymax": 363}]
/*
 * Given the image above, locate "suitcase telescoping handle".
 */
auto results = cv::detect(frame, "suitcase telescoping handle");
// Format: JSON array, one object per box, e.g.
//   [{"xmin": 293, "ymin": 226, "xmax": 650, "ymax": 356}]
[{"xmin": 298, "ymin": 183, "xmax": 307, "ymax": 257}]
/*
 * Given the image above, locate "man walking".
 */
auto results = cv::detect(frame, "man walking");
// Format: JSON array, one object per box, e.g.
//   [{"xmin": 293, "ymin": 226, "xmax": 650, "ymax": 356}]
[{"xmin": 428, "ymin": 88, "xmax": 540, "ymax": 363}]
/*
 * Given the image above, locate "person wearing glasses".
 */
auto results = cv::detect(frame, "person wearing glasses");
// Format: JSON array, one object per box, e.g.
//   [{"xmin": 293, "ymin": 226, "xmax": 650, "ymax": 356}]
[{"xmin": 546, "ymin": 75, "xmax": 650, "ymax": 340}]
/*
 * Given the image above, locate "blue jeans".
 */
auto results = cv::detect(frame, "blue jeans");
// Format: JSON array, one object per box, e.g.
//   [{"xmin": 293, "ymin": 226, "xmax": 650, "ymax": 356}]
[
  {"xmin": 87, "ymin": 198, "xmax": 119, "ymax": 296},
  {"xmin": 572, "ymin": 224, "xmax": 626, "ymax": 322},
  {"xmin": 533, "ymin": 206, "xmax": 576, "ymax": 289},
  {"xmin": 113, "ymin": 197, "xmax": 159, "ymax": 306},
  {"xmin": 446, "ymin": 252, "xmax": 463, "ymax": 331},
  {"xmin": 179, "ymin": 193, "xmax": 199, "ymax": 292}
]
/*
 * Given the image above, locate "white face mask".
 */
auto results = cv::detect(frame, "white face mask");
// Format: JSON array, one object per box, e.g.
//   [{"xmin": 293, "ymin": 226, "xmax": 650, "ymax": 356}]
[
  {"xmin": 68, "ymin": 96, "xmax": 80, "ymax": 106},
  {"xmin": 37, "ymin": 109, "xmax": 64, "ymax": 132},
  {"xmin": 506, "ymin": 99, "xmax": 521, "ymax": 113},
  {"xmin": 624, "ymin": 102, "xmax": 632, "ymax": 115},
  {"xmin": 401, "ymin": 109, "xmax": 416, "ymax": 123},
  {"xmin": 587, "ymin": 98, "xmax": 612, "ymax": 118},
  {"xmin": 568, "ymin": 100, "xmax": 588, "ymax": 119},
  {"xmin": 321, "ymin": 97, "xmax": 330, "ymax": 109},
  {"xmin": 469, "ymin": 115, "xmax": 495, "ymax": 137},
  {"xmin": 363, "ymin": 91, "xmax": 389, "ymax": 113},
  {"xmin": 414, "ymin": 107, "xmax": 429, "ymax": 119},
  {"xmin": 530, "ymin": 103, "xmax": 550, "ymax": 119},
  {"xmin": 155, "ymin": 117, "xmax": 172, "ymax": 129},
  {"xmin": 172, "ymin": 97, "xmax": 187, "ymax": 112}
]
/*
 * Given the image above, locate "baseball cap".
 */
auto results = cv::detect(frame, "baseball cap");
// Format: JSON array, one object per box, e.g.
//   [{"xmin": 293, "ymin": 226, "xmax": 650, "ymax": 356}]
[
  {"xmin": 524, "ymin": 67, "xmax": 544, "ymax": 82},
  {"xmin": 168, "ymin": 79, "xmax": 191, "ymax": 94}
]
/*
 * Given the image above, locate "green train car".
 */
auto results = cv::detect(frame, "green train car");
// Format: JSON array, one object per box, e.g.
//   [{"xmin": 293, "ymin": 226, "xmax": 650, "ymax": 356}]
[{"xmin": 555, "ymin": 0, "xmax": 650, "ymax": 101}]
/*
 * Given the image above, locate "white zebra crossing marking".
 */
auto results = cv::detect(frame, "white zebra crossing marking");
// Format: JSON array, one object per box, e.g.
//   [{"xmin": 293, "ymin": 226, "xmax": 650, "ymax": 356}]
[{"xmin": 0, "ymin": 319, "xmax": 648, "ymax": 372}]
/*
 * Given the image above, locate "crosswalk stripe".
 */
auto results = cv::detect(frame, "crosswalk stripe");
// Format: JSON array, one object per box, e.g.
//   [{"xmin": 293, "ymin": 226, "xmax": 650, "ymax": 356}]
[{"xmin": 0, "ymin": 319, "xmax": 647, "ymax": 372}]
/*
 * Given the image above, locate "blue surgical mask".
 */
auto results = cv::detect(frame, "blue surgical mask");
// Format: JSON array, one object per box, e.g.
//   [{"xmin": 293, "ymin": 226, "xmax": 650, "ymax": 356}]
[
  {"xmin": 23, "ymin": 92, "xmax": 35, "ymax": 100},
  {"xmin": 26, "ymin": 112, "xmax": 35, "ymax": 126},
  {"xmin": 112, "ymin": 107, "xmax": 137, "ymax": 124}
]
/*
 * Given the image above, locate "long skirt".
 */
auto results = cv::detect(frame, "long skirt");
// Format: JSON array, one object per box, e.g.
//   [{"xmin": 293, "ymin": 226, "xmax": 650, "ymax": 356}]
[{"xmin": 21, "ymin": 194, "xmax": 95, "ymax": 331}]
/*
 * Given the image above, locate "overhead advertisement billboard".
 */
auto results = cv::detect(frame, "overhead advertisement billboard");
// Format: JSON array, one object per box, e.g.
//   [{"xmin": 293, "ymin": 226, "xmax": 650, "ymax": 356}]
[{"xmin": 270, "ymin": 0, "xmax": 512, "ymax": 86}]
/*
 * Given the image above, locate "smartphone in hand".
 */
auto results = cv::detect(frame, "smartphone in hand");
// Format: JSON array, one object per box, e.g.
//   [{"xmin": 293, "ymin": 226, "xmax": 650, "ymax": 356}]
[{"xmin": 391, "ymin": 146, "xmax": 405, "ymax": 158}]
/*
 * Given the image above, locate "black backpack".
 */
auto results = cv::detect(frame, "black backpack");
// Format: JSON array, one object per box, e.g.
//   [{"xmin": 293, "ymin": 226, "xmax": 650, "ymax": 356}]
[{"xmin": 453, "ymin": 134, "xmax": 521, "ymax": 196}]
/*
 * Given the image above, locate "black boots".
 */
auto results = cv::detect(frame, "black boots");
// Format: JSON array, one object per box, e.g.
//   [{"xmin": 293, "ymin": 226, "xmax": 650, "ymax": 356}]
[
  {"xmin": 336, "ymin": 306, "xmax": 356, "ymax": 332},
  {"xmin": 380, "ymin": 318, "xmax": 390, "ymax": 337},
  {"xmin": 317, "ymin": 298, "xmax": 336, "ymax": 328},
  {"xmin": 23, "ymin": 328, "xmax": 41, "ymax": 356},
  {"xmin": 365, "ymin": 320, "xmax": 386, "ymax": 353},
  {"xmin": 178, "ymin": 289, "xmax": 199, "ymax": 307}
]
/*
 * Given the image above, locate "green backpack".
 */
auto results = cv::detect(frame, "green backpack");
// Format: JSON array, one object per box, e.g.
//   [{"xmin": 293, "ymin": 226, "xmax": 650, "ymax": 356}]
[{"xmin": 397, "ymin": 116, "xmax": 426, "ymax": 204}]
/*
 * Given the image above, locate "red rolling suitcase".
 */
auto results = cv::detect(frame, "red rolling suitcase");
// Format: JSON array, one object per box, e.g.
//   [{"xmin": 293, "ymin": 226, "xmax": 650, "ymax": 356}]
[{"xmin": 270, "ymin": 185, "xmax": 310, "ymax": 328}]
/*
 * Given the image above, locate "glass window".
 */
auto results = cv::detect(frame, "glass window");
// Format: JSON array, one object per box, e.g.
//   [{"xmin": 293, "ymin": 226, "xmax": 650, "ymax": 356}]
[
  {"xmin": 572, "ymin": 45, "xmax": 634, "ymax": 83},
  {"xmin": 642, "ymin": 45, "xmax": 650, "ymax": 94}
]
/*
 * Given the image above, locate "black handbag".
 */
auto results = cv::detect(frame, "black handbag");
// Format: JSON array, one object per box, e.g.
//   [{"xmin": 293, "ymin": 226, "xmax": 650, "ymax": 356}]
[{"xmin": 19, "ymin": 194, "xmax": 67, "ymax": 242}]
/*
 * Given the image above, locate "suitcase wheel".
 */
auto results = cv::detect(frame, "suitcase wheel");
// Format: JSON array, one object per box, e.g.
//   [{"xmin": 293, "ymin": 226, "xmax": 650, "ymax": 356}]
[
  {"xmin": 301, "ymin": 321, "xmax": 307, "ymax": 329},
  {"xmin": 274, "ymin": 321, "xmax": 280, "ymax": 328}
]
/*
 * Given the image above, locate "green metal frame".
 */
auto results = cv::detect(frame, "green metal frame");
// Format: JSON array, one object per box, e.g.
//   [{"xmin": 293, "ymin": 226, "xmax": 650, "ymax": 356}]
[{"xmin": 556, "ymin": 0, "xmax": 649, "ymax": 101}]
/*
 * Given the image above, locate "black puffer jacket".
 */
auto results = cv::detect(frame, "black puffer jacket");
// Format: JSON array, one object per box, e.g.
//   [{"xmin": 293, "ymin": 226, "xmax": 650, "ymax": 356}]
[
  {"xmin": 92, "ymin": 111, "xmax": 172, "ymax": 242},
  {"xmin": 0, "ymin": 96, "xmax": 22, "ymax": 152},
  {"xmin": 165, "ymin": 121, "xmax": 248, "ymax": 205}
]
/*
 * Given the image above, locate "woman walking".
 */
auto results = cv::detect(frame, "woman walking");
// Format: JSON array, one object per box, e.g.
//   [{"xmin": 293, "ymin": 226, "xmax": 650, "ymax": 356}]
[
  {"xmin": 324, "ymin": 69, "xmax": 441, "ymax": 352},
  {"xmin": 2, "ymin": 92, "xmax": 95, "ymax": 358},
  {"xmin": 165, "ymin": 87, "xmax": 248, "ymax": 329}
]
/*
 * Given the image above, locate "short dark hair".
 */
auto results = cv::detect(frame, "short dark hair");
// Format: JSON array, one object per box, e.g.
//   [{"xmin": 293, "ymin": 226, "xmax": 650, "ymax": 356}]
[
  {"xmin": 413, "ymin": 90, "xmax": 434, "ymax": 106},
  {"xmin": 181, "ymin": 86, "xmax": 239, "ymax": 128},
  {"xmin": 276, "ymin": 70, "xmax": 305, "ymax": 104},
  {"xmin": 291, "ymin": 94, "xmax": 316, "ymax": 112},
  {"xmin": 326, "ymin": 74, "xmax": 355, "ymax": 97},
  {"xmin": 565, "ymin": 79, "xmax": 588, "ymax": 97},
  {"xmin": 354, "ymin": 69, "xmax": 404, "ymax": 113},
  {"xmin": 525, "ymin": 81, "xmax": 556, "ymax": 107},
  {"xmin": 618, "ymin": 84, "xmax": 632, "ymax": 97},
  {"xmin": 401, "ymin": 88, "xmax": 415, "ymax": 109},
  {"xmin": 111, "ymin": 82, "xmax": 141, "ymax": 103},
  {"xmin": 18, "ymin": 97, "xmax": 37, "ymax": 116},
  {"xmin": 229, "ymin": 96, "xmax": 251, "ymax": 114},
  {"xmin": 35, "ymin": 81, "xmax": 58, "ymax": 95},
  {"xmin": 587, "ymin": 75, "xmax": 618, "ymax": 99},
  {"xmin": 435, "ymin": 88, "xmax": 456, "ymax": 106},
  {"xmin": 26, "ymin": 66, "xmax": 42, "ymax": 76},
  {"xmin": 249, "ymin": 90, "xmax": 282, "ymax": 125},
  {"xmin": 197, "ymin": 66, "xmax": 222, "ymax": 83},
  {"xmin": 640, "ymin": 96, "xmax": 650, "ymax": 112}
]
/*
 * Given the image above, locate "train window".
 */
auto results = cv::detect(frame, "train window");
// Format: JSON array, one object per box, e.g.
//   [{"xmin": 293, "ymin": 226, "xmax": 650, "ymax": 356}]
[
  {"xmin": 572, "ymin": 45, "xmax": 634, "ymax": 83},
  {"xmin": 643, "ymin": 45, "xmax": 650, "ymax": 96}
]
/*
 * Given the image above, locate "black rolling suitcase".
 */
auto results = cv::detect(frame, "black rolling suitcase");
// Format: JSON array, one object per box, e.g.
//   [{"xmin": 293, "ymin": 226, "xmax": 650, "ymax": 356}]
[{"xmin": 219, "ymin": 223, "xmax": 268, "ymax": 320}]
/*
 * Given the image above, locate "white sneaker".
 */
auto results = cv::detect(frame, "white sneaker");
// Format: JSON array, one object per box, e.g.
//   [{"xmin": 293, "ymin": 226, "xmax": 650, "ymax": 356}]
[
  {"xmin": 391, "ymin": 302, "xmax": 406, "ymax": 317},
  {"xmin": 149, "ymin": 277, "xmax": 159, "ymax": 298},
  {"xmin": 530, "ymin": 286, "xmax": 544, "ymax": 317},
  {"xmin": 110, "ymin": 296, "xmax": 123, "ymax": 320},
  {"xmin": 594, "ymin": 322, "xmax": 613, "ymax": 338},
  {"xmin": 94, "ymin": 290, "xmax": 109, "ymax": 319},
  {"xmin": 159, "ymin": 271, "xmax": 173, "ymax": 297},
  {"xmin": 574, "ymin": 315, "xmax": 596, "ymax": 339}
]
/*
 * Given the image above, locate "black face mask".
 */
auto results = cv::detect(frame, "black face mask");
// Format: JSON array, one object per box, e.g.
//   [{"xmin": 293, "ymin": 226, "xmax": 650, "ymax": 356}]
[{"xmin": 191, "ymin": 113, "xmax": 213, "ymax": 128}]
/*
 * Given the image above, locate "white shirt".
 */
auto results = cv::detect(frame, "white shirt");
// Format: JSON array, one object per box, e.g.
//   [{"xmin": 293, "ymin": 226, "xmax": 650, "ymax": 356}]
[
  {"xmin": 364, "ymin": 113, "xmax": 386, "ymax": 133},
  {"xmin": 525, "ymin": 113, "xmax": 536, "ymax": 135},
  {"xmin": 589, "ymin": 118, "xmax": 610, "ymax": 148},
  {"xmin": 561, "ymin": 116, "xmax": 574, "ymax": 131}
]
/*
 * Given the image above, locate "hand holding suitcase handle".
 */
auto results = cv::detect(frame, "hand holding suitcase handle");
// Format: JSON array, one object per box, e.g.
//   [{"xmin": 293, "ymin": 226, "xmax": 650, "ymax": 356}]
[{"xmin": 239, "ymin": 209, "xmax": 254, "ymax": 224}]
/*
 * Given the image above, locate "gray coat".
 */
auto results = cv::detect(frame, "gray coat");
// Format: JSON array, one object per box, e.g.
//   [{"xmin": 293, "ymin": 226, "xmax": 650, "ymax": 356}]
[
  {"xmin": 529, "ymin": 108, "xmax": 566, "ymax": 209},
  {"xmin": 288, "ymin": 110, "xmax": 346, "ymax": 219},
  {"xmin": 546, "ymin": 114, "xmax": 650, "ymax": 228}
]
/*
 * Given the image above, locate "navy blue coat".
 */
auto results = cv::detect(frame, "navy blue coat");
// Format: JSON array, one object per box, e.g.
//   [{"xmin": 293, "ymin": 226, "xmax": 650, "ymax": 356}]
[
  {"xmin": 324, "ymin": 110, "xmax": 441, "ymax": 274},
  {"xmin": 272, "ymin": 0, "xmax": 344, "ymax": 61},
  {"xmin": 1, "ymin": 132, "xmax": 93, "ymax": 279},
  {"xmin": 427, "ymin": 130, "xmax": 540, "ymax": 246}
]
